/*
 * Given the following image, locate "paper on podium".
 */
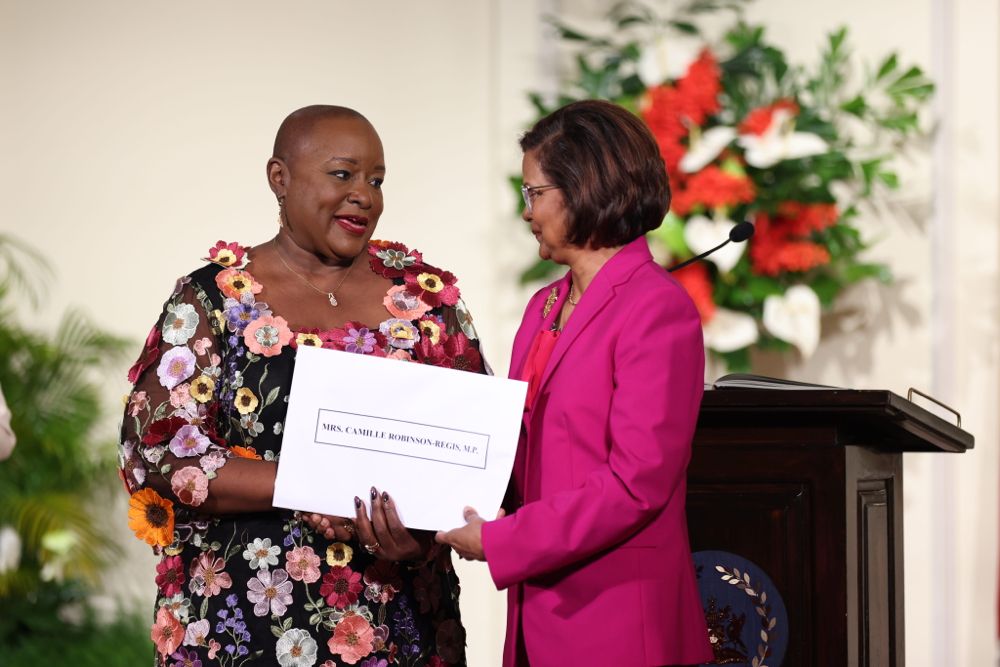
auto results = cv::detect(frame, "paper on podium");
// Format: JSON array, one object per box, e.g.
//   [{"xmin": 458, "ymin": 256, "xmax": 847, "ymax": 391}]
[{"xmin": 273, "ymin": 345, "xmax": 527, "ymax": 531}]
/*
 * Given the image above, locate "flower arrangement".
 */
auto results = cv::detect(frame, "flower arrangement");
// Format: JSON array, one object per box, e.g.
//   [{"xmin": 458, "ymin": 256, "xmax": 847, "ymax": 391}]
[{"xmin": 517, "ymin": 1, "xmax": 933, "ymax": 370}]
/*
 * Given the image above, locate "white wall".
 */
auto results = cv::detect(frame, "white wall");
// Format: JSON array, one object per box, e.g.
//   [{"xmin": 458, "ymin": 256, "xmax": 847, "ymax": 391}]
[{"xmin": 2, "ymin": 1, "xmax": 997, "ymax": 665}]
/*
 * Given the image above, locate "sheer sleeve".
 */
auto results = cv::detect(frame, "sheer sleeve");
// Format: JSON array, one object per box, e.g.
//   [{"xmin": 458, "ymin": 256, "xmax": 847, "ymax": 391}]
[{"xmin": 118, "ymin": 276, "xmax": 237, "ymax": 528}]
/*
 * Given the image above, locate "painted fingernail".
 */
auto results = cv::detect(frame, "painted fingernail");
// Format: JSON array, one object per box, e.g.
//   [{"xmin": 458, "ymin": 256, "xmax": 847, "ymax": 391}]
[
  {"xmin": 381, "ymin": 491, "xmax": 389, "ymax": 504},
  {"xmin": 354, "ymin": 496, "xmax": 362, "ymax": 509},
  {"xmin": 370, "ymin": 487, "xmax": 377, "ymax": 500}
]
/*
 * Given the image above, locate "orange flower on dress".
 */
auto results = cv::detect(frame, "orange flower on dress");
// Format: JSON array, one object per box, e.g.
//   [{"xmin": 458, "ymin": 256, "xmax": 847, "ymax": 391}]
[
  {"xmin": 215, "ymin": 268, "xmax": 263, "ymax": 300},
  {"xmin": 150, "ymin": 606, "xmax": 184, "ymax": 657},
  {"xmin": 128, "ymin": 487, "xmax": 175, "ymax": 547},
  {"xmin": 328, "ymin": 614, "xmax": 374, "ymax": 664},
  {"xmin": 230, "ymin": 445, "xmax": 262, "ymax": 460}
]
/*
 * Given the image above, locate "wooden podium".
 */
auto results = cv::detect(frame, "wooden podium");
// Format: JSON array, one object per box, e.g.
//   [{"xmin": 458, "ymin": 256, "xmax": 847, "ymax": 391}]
[{"xmin": 687, "ymin": 388, "xmax": 973, "ymax": 667}]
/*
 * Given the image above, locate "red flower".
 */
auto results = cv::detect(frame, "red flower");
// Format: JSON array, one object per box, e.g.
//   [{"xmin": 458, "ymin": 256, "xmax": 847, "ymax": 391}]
[
  {"xmin": 404, "ymin": 266, "xmax": 460, "ymax": 308},
  {"xmin": 368, "ymin": 241, "xmax": 424, "ymax": 279},
  {"xmin": 749, "ymin": 205, "xmax": 836, "ymax": 275},
  {"xmin": 739, "ymin": 99, "xmax": 800, "ymax": 136},
  {"xmin": 204, "ymin": 240, "xmax": 249, "ymax": 269},
  {"xmin": 670, "ymin": 166, "xmax": 756, "ymax": 216},
  {"xmin": 672, "ymin": 262, "xmax": 716, "ymax": 323},
  {"xmin": 127, "ymin": 326, "xmax": 161, "ymax": 384},
  {"xmin": 142, "ymin": 416, "xmax": 188, "ymax": 446},
  {"xmin": 155, "ymin": 554, "xmax": 186, "ymax": 597},
  {"xmin": 415, "ymin": 333, "xmax": 482, "ymax": 373},
  {"xmin": 320, "ymin": 565, "xmax": 363, "ymax": 609}
]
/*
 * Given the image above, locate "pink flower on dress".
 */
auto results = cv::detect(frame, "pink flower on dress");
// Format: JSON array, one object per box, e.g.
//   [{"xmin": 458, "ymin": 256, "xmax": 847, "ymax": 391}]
[
  {"xmin": 192, "ymin": 337, "xmax": 213, "ymax": 355},
  {"xmin": 328, "ymin": 615, "xmax": 375, "ymax": 664},
  {"xmin": 157, "ymin": 346, "xmax": 196, "ymax": 390},
  {"xmin": 128, "ymin": 390, "xmax": 149, "ymax": 417},
  {"xmin": 285, "ymin": 545, "xmax": 322, "ymax": 584},
  {"xmin": 183, "ymin": 618, "xmax": 210, "ymax": 647},
  {"xmin": 150, "ymin": 606, "xmax": 184, "ymax": 657},
  {"xmin": 188, "ymin": 552, "xmax": 232, "ymax": 598},
  {"xmin": 383, "ymin": 285, "xmax": 432, "ymax": 320},
  {"xmin": 169, "ymin": 382, "xmax": 193, "ymax": 409},
  {"xmin": 205, "ymin": 241, "xmax": 249, "ymax": 269},
  {"xmin": 155, "ymin": 555, "xmax": 186, "ymax": 597},
  {"xmin": 244, "ymin": 315, "xmax": 293, "ymax": 357},
  {"xmin": 168, "ymin": 425, "xmax": 210, "ymax": 458},
  {"xmin": 215, "ymin": 268, "xmax": 262, "ymax": 300},
  {"xmin": 247, "ymin": 568, "xmax": 294, "ymax": 617},
  {"xmin": 320, "ymin": 566, "xmax": 363, "ymax": 609},
  {"xmin": 170, "ymin": 466, "xmax": 209, "ymax": 507}
]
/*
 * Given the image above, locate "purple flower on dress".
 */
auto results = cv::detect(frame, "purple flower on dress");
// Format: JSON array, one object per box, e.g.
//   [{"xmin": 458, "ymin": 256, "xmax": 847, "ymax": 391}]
[
  {"xmin": 223, "ymin": 293, "xmax": 271, "ymax": 333},
  {"xmin": 360, "ymin": 658, "xmax": 389, "ymax": 667},
  {"xmin": 170, "ymin": 647, "xmax": 203, "ymax": 667},
  {"xmin": 246, "ymin": 568, "xmax": 293, "ymax": 617},
  {"xmin": 379, "ymin": 318, "xmax": 420, "ymax": 350},
  {"xmin": 156, "ymin": 346, "xmax": 196, "ymax": 390},
  {"xmin": 343, "ymin": 327, "xmax": 376, "ymax": 354},
  {"xmin": 168, "ymin": 424, "xmax": 210, "ymax": 458}
]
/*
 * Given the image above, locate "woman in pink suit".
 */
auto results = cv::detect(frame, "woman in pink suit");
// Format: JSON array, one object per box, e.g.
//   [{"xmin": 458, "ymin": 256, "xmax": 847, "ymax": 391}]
[{"xmin": 436, "ymin": 100, "xmax": 713, "ymax": 666}]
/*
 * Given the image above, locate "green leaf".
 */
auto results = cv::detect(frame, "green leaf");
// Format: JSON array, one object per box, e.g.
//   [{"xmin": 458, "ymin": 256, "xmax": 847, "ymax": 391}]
[
  {"xmin": 519, "ymin": 259, "xmax": 559, "ymax": 285},
  {"xmin": 669, "ymin": 20, "xmax": 699, "ymax": 35},
  {"xmin": 844, "ymin": 263, "xmax": 892, "ymax": 283},
  {"xmin": 840, "ymin": 95, "xmax": 867, "ymax": 116},
  {"xmin": 876, "ymin": 53, "xmax": 898, "ymax": 80},
  {"xmin": 877, "ymin": 171, "xmax": 899, "ymax": 189},
  {"xmin": 264, "ymin": 385, "xmax": 280, "ymax": 408},
  {"xmin": 649, "ymin": 214, "xmax": 690, "ymax": 257}
]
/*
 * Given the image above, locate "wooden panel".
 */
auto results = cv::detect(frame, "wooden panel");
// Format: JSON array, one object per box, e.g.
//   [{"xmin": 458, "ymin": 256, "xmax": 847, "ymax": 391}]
[{"xmin": 857, "ymin": 480, "xmax": 896, "ymax": 667}]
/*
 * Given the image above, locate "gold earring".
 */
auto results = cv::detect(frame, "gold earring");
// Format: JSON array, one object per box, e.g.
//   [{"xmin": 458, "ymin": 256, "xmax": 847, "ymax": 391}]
[{"xmin": 277, "ymin": 198, "xmax": 286, "ymax": 228}]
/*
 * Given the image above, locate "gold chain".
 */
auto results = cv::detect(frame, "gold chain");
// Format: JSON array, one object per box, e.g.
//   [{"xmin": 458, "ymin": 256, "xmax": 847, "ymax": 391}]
[{"xmin": 273, "ymin": 244, "xmax": 356, "ymax": 307}]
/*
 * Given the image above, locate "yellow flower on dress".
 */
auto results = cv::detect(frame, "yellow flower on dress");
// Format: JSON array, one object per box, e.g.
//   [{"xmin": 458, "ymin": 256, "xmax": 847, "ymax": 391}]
[
  {"xmin": 127, "ymin": 488, "xmax": 175, "ymax": 547},
  {"xmin": 296, "ymin": 332, "xmax": 323, "ymax": 348},
  {"xmin": 416, "ymin": 272, "xmax": 445, "ymax": 293},
  {"xmin": 190, "ymin": 375, "xmax": 215, "ymax": 403},
  {"xmin": 235, "ymin": 387, "xmax": 259, "ymax": 414},
  {"xmin": 417, "ymin": 319, "xmax": 442, "ymax": 345},
  {"xmin": 326, "ymin": 543, "xmax": 354, "ymax": 567}
]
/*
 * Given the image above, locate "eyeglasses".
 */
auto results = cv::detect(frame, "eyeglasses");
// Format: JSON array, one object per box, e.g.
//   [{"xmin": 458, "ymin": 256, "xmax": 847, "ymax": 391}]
[{"xmin": 520, "ymin": 183, "xmax": 560, "ymax": 215}]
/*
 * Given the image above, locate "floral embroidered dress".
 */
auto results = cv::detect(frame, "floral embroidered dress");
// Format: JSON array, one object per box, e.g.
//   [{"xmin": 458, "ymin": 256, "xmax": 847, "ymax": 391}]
[{"xmin": 119, "ymin": 240, "xmax": 484, "ymax": 667}]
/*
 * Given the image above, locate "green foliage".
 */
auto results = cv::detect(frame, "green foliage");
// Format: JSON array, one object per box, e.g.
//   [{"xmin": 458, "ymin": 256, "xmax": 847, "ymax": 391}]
[{"xmin": 0, "ymin": 235, "xmax": 134, "ymax": 646}]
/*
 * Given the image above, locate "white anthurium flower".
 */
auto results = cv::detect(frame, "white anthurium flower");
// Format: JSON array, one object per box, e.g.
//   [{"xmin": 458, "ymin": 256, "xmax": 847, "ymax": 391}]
[
  {"xmin": 737, "ymin": 108, "xmax": 828, "ymax": 168},
  {"xmin": 680, "ymin": 126, "xmax": 737, "ymax": 173},
  {"xmin": 763, "ymin": 285, "xmax": 822, "ymax": 358},
  {"xmin": 0, "ymin": 525, "xmax": 22, "ymax": 574},
  {"xmin": 683, "ymin": 214, "xmax": 746, "ymax": 274},
  {"xmin": 636, "ymin": 32, "xmax": 704, "ymax": 86},
  {"xmin": 703, "ymin": 308, "xmax": 759, "ymax": 353}
]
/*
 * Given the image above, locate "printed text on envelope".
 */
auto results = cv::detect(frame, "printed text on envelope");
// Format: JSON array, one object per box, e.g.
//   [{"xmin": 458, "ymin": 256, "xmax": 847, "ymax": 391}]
[{"xmin": 314, "ymin": 409, "xmax": 490, "ymax": 469}]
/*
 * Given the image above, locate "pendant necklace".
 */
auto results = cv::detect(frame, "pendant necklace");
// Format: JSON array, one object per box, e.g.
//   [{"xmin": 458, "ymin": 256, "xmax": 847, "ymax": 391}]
[{"xmin": 274, "ymin": 245, "xmax": 355, "ymax": 307}]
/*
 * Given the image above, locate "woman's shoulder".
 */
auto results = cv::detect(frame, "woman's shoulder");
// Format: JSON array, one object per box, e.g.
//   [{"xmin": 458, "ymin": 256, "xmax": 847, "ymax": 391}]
[
  {"xmin": 367, "ymin": 238, "xmax": 465, "ymax": 302},
  {"xmin": 167, "ymin": 240, "xmax": 256, "ymax": 301}
]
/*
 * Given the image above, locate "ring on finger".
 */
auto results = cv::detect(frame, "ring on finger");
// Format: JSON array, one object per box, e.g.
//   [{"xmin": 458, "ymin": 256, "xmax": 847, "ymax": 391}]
[
  {"xmin": 342, "ymin": 520, "xmax": 355, "ymax": 534},
  {"xmin": 363, "ymin": 541, "xmax": 380, "ymax": 555}
]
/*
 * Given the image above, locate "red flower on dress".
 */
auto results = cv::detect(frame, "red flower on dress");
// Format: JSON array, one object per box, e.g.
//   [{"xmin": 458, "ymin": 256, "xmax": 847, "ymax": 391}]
[
  {"xmin": 404, "ymin": 266, "xmax": 460, "ymax": 308},
  {"xmin": 155, "ymin": 554, "xmax": 186, "ymax": 597},
  {"xmin": 320, "ymin": 565, "xmax": 363, "ymax": 609},
  {"xmin": 127, "ymin": 325, "xmax": 161, "ymax": 384},
  {"xmin": 367, "ymin": 241, "xmax": 424, "ymax": 279},
  {"xmin": 673, "ymin": 261, "xmax": 716, "ymax": 324},
  {"xmin": 415, "ymin": 333, "xmax": 482, "ymax": 373},
  {"xmin": 142, "ymin": 415, "xmax": 188, "ymax": 446},
  {"xmin": 204, "ymin": 241, "xmax": 250, "ymax": 269}
]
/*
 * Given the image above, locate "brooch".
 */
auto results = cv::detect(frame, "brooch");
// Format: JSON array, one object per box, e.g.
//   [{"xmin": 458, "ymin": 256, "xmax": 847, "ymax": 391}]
[{"xmin": 542, "ymin": 286, "xmax": 559, "ymax": 318}]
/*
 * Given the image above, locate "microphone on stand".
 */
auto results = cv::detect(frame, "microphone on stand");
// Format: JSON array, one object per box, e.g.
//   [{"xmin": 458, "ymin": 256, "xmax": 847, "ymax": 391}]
[{"xmin": 667, "ymin": 220, "xmax": 755, "ymax": 273}]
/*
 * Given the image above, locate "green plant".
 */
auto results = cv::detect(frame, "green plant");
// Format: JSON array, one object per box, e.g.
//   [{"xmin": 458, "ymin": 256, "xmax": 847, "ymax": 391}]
[
  {"xmin": 516, "ymin": 1, "xmax": 933, "ymax": 370},
  {"xmin": 0, "ymin": 232, "xmax": 141, "ymax": 650}
]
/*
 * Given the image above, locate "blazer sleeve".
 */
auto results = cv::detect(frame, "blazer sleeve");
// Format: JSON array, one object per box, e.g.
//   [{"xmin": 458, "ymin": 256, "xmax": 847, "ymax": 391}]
[{"xmin": 482, "ymin": 285, "xmax": 704, "ymax": 590}]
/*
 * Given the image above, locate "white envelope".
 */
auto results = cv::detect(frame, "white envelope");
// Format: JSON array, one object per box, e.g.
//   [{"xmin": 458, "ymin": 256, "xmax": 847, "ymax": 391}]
[{"xmin": 272, "ymin": 345, "xmax": 527, "ymax": 530}]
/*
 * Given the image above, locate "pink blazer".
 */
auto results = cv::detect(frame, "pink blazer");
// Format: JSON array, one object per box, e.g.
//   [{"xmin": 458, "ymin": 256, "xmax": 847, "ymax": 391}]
[{"xmin": 481, "ymin": 237, "xmax": 713, "ymax": 667}]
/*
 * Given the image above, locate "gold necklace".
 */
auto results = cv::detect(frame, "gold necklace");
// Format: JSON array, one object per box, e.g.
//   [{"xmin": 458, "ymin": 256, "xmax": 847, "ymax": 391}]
[
  {"xmin": 274, "ymin": 245, "xmax": 355, "ymax": 307},
  {"xmin": 567, "ymin": 285, "xmax": 580, "ymax": 306}
]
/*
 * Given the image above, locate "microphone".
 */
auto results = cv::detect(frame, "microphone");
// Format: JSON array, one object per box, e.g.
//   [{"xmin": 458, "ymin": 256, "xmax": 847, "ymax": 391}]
[{"xmin": 667, "ymin": 220, "xmax": 755, "ymax": 273}]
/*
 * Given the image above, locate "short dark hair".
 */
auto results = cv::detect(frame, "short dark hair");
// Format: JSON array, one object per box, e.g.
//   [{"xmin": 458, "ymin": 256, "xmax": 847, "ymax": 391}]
[{"xmin": 520, "ymin": 99, "xmax": 670, "ymax": 248}]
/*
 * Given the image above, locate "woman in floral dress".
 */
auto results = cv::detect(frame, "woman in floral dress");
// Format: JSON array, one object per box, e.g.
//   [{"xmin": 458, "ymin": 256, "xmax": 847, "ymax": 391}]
[{"xmin": 119, "ymin": 105, "xmax": 481, "ymax": 666}]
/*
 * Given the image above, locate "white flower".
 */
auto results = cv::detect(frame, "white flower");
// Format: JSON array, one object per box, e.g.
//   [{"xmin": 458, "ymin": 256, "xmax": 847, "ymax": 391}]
[
  {"xmin": 636, "ymin": 32, "xmax": 703, "ymax": 86},
  {"xmin": 763, "ymin": 285, "xmax": 821, "ymax": 358},
  {"xmin": 683, "ymin": 215, "xmax": 746, "ymax": 274},
  {"xmin": 703, "ymin": 308, "xmax": 759, "ymax": 353},
  {"xmin": 161, "ymin": 302, "xmax": 200, "ymax": 345},
  {"xmin": 680, "ymin": 126, "xmax": 736, "ymax": 173},
  {"xmin": 276, "ymin": 627, "xmax": 319, "ymax": 666},
  {"xmin": 0, "ymin": 525, "xmax": 22, "ymax": 574},
  {"xmin": 183, "ymin": 618, "xmax": 211, "ymax": 647},
  {"xmin": 243, "ymin": 537, "xmax": 280, "ymax": 570},
  {"xmin": 737, "ymin": 108, "xmax": 828, "ymax": 168}
]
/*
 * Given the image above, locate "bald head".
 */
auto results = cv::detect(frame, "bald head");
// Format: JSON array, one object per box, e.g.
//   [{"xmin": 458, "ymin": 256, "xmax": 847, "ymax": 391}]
[{"xmin": 272, "ymin": 105, "xmax": 372, "ymax": 162}]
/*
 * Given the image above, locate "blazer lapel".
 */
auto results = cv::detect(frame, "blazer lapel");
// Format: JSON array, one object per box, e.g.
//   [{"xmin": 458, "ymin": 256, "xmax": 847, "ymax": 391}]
[{"xmin": 509, "ymin": 274, "xmax": 571, "ymax": 380}]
